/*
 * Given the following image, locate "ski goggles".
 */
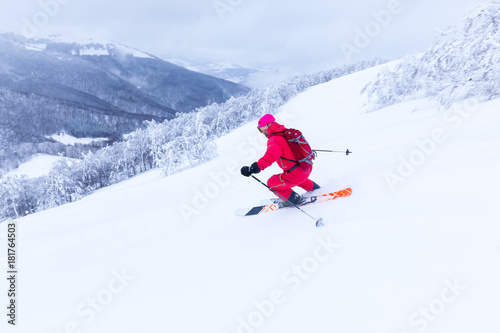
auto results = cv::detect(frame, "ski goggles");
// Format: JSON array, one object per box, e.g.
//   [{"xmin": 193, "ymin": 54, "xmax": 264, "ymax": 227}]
[{"xmin": 257, "ymin": 123, "xmax": 271, "ymax": 133}]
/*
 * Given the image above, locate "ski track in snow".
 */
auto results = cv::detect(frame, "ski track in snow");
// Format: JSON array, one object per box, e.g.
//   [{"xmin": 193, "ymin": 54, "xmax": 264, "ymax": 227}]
[{"xmin": 1, "ymin": 62, "xmax": 499, "ymax": 333}]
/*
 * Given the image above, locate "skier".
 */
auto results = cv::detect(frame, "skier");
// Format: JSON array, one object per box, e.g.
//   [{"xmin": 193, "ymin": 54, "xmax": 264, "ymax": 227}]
[{"xmin": 240, "ymin": 114, "xmax": 320, "ymax": 207}]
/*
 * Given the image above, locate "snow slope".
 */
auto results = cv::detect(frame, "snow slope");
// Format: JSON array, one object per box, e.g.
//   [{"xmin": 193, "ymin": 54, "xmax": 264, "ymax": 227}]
[
  {"xmin": 4, "ymin": 154, "xmax": 73, "ymax": 179},
  {"xmin": 47, "ymin": 132, "xmax": 108, "ymax": 145},
  {"xmin": 1, "ymin": 62, "xmax": 499, "ymax": 333}
]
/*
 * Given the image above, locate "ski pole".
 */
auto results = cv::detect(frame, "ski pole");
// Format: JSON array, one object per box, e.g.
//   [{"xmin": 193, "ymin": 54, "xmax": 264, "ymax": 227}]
[
  {"xmin": 313, "ymin": 149, "xmax": 352, "ymax": 155},
  {"xmin": 251, "ymin": 175, "xmax": 324, "ymax": 227}
]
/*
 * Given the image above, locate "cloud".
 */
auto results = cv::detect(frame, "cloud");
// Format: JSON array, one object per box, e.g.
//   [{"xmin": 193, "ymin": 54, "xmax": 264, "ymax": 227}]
[{"xmin": 0, "ymin": 0, "xmax": 489, "ymax": 77}]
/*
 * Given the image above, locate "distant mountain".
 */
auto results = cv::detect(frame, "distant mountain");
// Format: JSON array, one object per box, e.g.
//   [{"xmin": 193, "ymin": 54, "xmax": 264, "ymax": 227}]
[
  {"xmin": 0, "ymin": 33, "xmax": 249, "ymax": 137},
  {"xmin": 168, "ymin": 59, "xmax": 260, "ymax": 86},
  {"xmin": 0, "ymin": 32, "xmax": 250, "ymax": 171},
  {"xmin": 167, "ymin": 59, "xmax": 301, "ymax": 88}
]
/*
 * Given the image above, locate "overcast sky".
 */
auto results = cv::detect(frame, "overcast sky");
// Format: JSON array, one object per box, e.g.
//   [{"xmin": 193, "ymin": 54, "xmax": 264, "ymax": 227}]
[{"xmin": 0, "ymin": 0, "xmax": 489, "ymax": 78}]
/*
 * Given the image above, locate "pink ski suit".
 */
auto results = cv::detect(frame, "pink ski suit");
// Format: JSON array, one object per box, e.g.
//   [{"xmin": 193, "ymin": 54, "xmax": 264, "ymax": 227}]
[{"xmin": 256, "ymin": 121, "xmax": 315, "ymax": 200}]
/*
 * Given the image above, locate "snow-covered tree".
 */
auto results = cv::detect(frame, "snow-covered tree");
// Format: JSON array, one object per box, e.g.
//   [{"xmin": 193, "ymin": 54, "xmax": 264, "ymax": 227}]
[
  {"xmin": 363, "ymin": 1, "xmax": 500, "ymax": 110},
  {"xmin": 38, "ymin": 158, "xmax": 84, "ymax": 209},
  {"xmin": 0, "ymin": 176, "xmax": 38, "ymax": 220}
]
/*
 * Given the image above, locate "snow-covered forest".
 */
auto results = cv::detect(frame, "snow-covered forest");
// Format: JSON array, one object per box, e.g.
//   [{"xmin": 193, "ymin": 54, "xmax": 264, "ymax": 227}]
[
  {"xmin": 362, "ymin": 1, "xmax": 500, "ymax": 110},
  {"xmin": 0, "ymin": 59, "xmax": 384, "ymax": 221}
]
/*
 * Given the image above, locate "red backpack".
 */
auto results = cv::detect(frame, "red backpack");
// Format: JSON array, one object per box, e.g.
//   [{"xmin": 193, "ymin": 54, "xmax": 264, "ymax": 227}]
[{"xmin": 273, "ymin": 128, "xmax": 316, "ymax": 169}]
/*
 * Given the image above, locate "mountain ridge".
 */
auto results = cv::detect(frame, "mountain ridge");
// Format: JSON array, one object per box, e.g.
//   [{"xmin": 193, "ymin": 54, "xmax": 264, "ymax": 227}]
[{"xmin": 0, "ymin": 32, "xmax": 250, "ymax": 170}]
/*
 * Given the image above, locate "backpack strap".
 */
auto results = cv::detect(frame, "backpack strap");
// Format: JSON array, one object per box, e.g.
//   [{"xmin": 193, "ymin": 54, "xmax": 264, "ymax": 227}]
[
  {"xmin": 270, "ymin": 131, "xmax": 300, "ymax": 171},
  {"xmin": 281, "ymin": 157, "xmax": 300, "ymax": 173},
  {"xmin": 270, "ymin": 130, "xmax": 286, "ymax": 138}
]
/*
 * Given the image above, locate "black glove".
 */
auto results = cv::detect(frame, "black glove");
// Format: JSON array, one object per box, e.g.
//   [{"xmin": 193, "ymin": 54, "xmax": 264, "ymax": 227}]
[
  {"xmin": 241, "ymin": 166, "xmax": 251, "ymax": 177},
  {"xmin": 241, "ymin": 162, "xmax": 260, "ymax": 177}
]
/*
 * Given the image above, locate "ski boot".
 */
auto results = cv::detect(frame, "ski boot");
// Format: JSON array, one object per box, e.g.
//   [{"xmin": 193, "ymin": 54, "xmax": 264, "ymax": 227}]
[
  {"xmin": 281, "ymin": 191, "xmax": 302, "ymax": 208},
  {"xmin": 310, "ymin": 181, "xmax": 321, "ymax": 191}
]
